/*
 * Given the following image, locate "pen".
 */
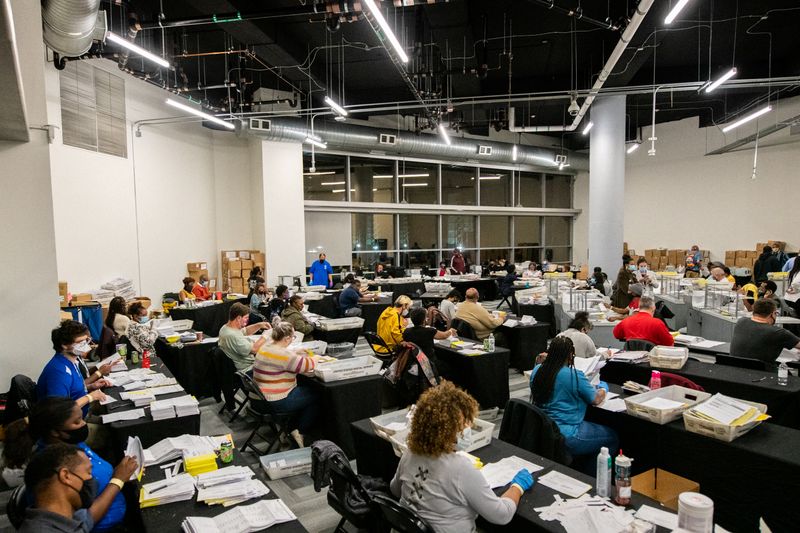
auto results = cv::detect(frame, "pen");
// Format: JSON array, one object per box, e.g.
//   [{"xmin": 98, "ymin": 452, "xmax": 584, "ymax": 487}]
[{"xmin": 751, "ymin": 377, "xmax": 766, "ymax": 382}]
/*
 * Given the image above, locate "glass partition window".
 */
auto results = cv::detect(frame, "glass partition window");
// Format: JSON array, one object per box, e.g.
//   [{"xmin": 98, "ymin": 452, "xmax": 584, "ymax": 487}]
[
  {"xmin": 480, "ymin": 216, "xmax": 510, "ymax": 248},
  {"xmin": 518, "ymin": 172, "xmax": 543, "ymax": 208},
  {"xmin": 479, "ymin": 169, "xmax": 511, "ymax": 207},
  {"xmin": 303, "ymin": 153, "xmax": 347, "ymax": 201},
  {"xmin": 441, "ymin": 215, "xmax": 476, "ymax": 250},
  {"xmin": 514, "ymin": 216, "xmax": 542, "ymax": 264},
  {"xmin": 545, "ymin": 175, "xmax": 572, "ymax": 208},
  {"xmin": 350, "ymin": 157, "xmax": 395, "ymax": 203},
  {"xmin": 544, "ymin": 216, "xmax": 571, "ymax": 246},
  {"xmin": 399, "ymin": 161, "xmax": 437, "ymax": 204},
  {"xmin": 442, "ymin": 165, "xmax": 475, "ymax": 206},
  {"xmin": 352, "ymin": 213, "xmax": 395, "ymax": 254},
  {"xmin": 399, "ymin": 214, "xmax": 437, "ymax": 252}
]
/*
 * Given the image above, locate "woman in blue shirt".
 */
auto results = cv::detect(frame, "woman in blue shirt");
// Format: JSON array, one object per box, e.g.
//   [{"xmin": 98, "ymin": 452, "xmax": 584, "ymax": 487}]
[
  {"xmin": 6, "ymin": 397, "xmax": 138, "ymax": 532},
  {"xmin": 529, "ymin": 337, "xmax": 618, "ymax": 459}
]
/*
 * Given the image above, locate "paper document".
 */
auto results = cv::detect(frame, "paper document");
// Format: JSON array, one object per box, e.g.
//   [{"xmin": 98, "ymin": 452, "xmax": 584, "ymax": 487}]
[
  {"xmin": 597, "ymin": 398, "xmax": 627, "ymax": 412},
  {"xmin": 689, "ymin": 393, "xmax": 756, "ymax": 426},
  {"xmin": 776, "ymin": 348, "xmax": 800, "ymax": 363},
  {"xmin": 520, "ymin": 315, "xmax": 536, "ymax": 324},
  {"xmin": 537, "ymin": 470, "xmax": 592, "ymax": 498},
  {"xmin": 125, "ymin": 436, "xmax": 145, "ymax": 481},
  {"xmin": 536, "ymin": 494, "xmax": 635, "ymax": 533},
  {"xmin": 101, "ymin": 408, "xmax": 146, "ymax": 424},
  {"xmin": 480, "ymin": 456, "xmax": 544, "ymax": 489},
  {"xmin": 692, "ymin": 340, "xmax": 725, "ymax": 349},
  {"xmin": 639, "ymin": 397, "xmax": 686, "ymax": 410},
  {"xmin": 97, "ymin": 354, "xmax": 122, "ymax": 368},
  {"xmin": 181, "ymin": 499, "xmax": 296, "ymax": 533},
  {"xmin": 99, "ymin": 396, "xmax": 117, "ymax": 406},
  {"xmin": 503, "ymin": 319, "xmax": 519, "ymax": 328},
  {"xmin": 635, "ymin": 505, "xmax": 679, "ymax": 530}
]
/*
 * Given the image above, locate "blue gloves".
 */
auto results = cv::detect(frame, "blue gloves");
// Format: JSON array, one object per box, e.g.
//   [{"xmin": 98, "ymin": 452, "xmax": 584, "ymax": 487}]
[
  {"xmin": 510, "ymin": 469, "xmax": 534, "ymax": 492},
  {"xmin": 598, "ymin": 381, "xmax": 609, "ymax": 392}
]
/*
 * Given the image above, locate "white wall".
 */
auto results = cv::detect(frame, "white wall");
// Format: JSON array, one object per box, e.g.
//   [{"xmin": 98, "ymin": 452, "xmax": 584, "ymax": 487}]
[{"xmin": 0, "ymin": 0, "xmax": 60, "ymax": 384}]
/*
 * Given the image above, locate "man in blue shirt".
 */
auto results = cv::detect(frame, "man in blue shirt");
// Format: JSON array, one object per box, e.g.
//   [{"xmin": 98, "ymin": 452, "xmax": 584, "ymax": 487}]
[
  {"xmin": 309, "ymin": 252, "xmax": 333, "ymax": 288},
  {"xmin": 339, "ymin": 279, "xmax": 378, "ymax": 317}
]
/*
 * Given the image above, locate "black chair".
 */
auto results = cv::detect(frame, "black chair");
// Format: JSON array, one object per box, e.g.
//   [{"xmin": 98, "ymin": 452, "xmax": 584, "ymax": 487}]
[
  {"xmin": 162, "ymin": 292, "xmax": 180, "ymax": 302},
  {"xmin": 235, "ymin": 371, "xmax": 291, "ymax": 455},
  {"xmin": 715, "ymin": 354, "xmax": 769, "ymax": 371},
  {"xmin": 327, "ymin": 453, "xmax": 380, "ymax": 533},
  {"xmin": 214, "ymin": 348, "xmax": 248, "ymax": 421},
  {"xmin": 373, "ymin": 494, "xmax": 434, "ymax": 533},
  {"xmin": 450, "ymin": 318, "xmax": 478, "ymax": 341},
  {"xmin": 499, "ymin": 398, "xmax": 571, "ymax": 466},
  {"xmin": 6, "ymin": 484, "xmax": 27, "ymax": 529},
  {"xmin": 623, "ymin": 338, "xmax": 656, "ymax": 352},
  {"xmin": 363, "ymin": 331, "xmax": 397, "ymax": 368},
  {"xmin": 2, "ymin": 375, "xmax": 36, "ymax": 425}
]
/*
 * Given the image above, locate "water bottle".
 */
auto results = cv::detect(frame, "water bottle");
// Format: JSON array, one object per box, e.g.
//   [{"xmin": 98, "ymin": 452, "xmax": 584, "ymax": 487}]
[
  {"xmin": 649, "ymin": 370, "xmax": 662, "ymax": 390},
  {"xmin": 614, "ymin": 451, "xmax": 633, "ymax": 505},
  {"xmin": 778, "ymin": 362, "xmax": 789, "ymax": 386},
  {"xmin": 596, "ymin": 447, "xmax": 611, "ymax": 498},
  {"xmin": 488, "ymin": 333, "xmax": 496, "ymax": 352}
]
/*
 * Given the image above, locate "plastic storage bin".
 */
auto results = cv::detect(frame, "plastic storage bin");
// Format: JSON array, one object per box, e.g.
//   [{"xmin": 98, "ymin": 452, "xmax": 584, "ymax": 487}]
[
  {"xmin": 313, "ymin": 355, "xmax": 382, "ymax": 382},
  {"xmin": 317, "ymin": 317, "xmax": 365, "ymax": 331},
  {"xmin": 624, "ymin": 385, "xmax": 711, "ymax": 425},
  {"xmin": 259, "ymin": 448, "xmax": 313, "ymax": 480},
  {"xmin": 648, "ymin": 346, "xmax": 689, "ymax": 369},
  {"xmin": 683, "ymin": 398, "xmax": 768, "ymax": 442},
  {"xmin": 369, "ymin": 408, "xmax": 412, "ymax": 441},
  {"xmin": 388, "ymin": 418, "xmax": 494, "ymax": 457},
  {"xmin": 326, "ymin": 342, "xmax": 355, "ymax": 359}
]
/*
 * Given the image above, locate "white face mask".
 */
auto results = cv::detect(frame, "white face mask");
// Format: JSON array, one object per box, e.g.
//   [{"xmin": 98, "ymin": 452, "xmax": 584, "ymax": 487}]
[
  {"xmin": 71, "ymin": 340, "xmax": 91, "ymax": 356},
  {"xmin": 401, "ymin": 309, "xmax": 409, "ymax": 317}
]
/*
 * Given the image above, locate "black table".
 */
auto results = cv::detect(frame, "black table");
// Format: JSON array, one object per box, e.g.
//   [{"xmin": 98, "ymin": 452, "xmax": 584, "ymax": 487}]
[
  {"xmin": 586, "ymin": 388, "xmax": 800, "ymax": 533},
  {"xmin": 306, "ymin": 292, "xmax": 338, "ymax": 318},
  {"xmin": 368, "ymin": 281, "xmax": 427, "ymax": 302},
  {"xmin": 154, "ymin": 339, "xmax": 217, "ymax": 398},
  {"xmin": 360, "ymin": 299, "xmax": 391, "ymax": 332},
  {"xmin": 420, "ymin": 292, "xmax": 448, "ymax": 307},
  {"xmin": 169, "ymin": 298, "xmax": 246, "ymax": 337},
  {"xmin": 139, "ymin": 454, "xmax": 307, "ymax": 532},
  {"xmin": 433, "ymin": 339, "xmax": 510, "ymax": 408},
  {"xmin": 300, "ymin": 373, "xmax": 383, "ymax": 458},
  {"xmin": 350, "ymin": 419, "xmax": 669, "ymax": 533},
  {"xmin": 498, "ymin": 322, "xmax": 550, "ymax": 372},
  {"xmin": 450, "ymin": 278, "xmax": 498, "ymax": 301},
  {"xmin": 516, "ymin": 302, "xmax": 557, "ymax": 337},
  {"xmin": 600, "ymin": 359, "xmax": 800, "ymax": 428},
  {"xmin": 686, "ymin": 342, "xmax": 731, "ymax": 356}
]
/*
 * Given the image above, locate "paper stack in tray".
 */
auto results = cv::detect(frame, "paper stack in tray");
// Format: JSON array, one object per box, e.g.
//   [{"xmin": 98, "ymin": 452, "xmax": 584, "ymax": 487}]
[
  {"xmin": 143, "ymin": 434, "xmax": 232, "ymax": 466},
  {"xmin": 150, "ymin": 395, "xmax": 200, "ymax": 420},
  {"xmin": 139, "ymin": 473, "xmax": 196, "ymax": 508},
  {"xmin": 195, "ymin": 466, "xmax": 270, "ymax": 506},
  {"xmin": 687, "ymin": 393, "xmax": 765, "ymax": 426},
  {"xmin": 610, "ymin": 351, "xmax": 649, "ymax": 363},
  {"xmin": 181, "ymin": 499, "xmax": 296, "ymax": 533},
  {"xmin": 536, "ymin": 493, "xmax": 636, "ymax": 533}
]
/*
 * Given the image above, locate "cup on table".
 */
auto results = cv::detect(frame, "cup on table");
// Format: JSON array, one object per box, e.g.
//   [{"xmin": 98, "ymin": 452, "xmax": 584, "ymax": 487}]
[
  {"xmin": 116, "ymin": 343, "xmax": 127, "ymax": 358},
  {"xmin": 196, "ymin": 331, "xmax": 204, "ymax": 342}
]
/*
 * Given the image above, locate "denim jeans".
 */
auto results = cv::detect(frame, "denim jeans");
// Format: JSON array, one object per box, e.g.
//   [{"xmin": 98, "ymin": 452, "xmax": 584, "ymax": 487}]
[
  {"xmin": 252, "ymin": 385, "xmax": 319, "ymax": 433},
  {"xmin": 564, "ymin": 421, "xmax": 619, "ymax": 457}
]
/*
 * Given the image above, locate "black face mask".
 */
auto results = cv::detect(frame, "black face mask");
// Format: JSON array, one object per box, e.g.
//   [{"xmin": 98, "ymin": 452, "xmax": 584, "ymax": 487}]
[
  {"xmin": 319, "ymin": 259, "xmax": 325, "ymax": 264},
  {"xmin": 62, "ymin": 424, "xmax": 89, "ymax": 445},
  {"xmin": 65, "ymin": 471, "xmax": 98, "ymax": 509}
]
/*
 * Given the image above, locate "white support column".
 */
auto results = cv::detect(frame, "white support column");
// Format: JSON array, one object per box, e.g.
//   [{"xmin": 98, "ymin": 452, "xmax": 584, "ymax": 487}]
[{"xmin": 588, "ymin": 95, "xmax": 626, "ymax": 276}]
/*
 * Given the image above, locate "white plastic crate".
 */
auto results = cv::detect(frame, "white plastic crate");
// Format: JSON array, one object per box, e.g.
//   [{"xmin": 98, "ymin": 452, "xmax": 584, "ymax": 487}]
[
  {"xmin": 259, "ymin": 448, "xmax": 312, "ymax": 479},
  {"xmin": 369, "ymin": 408, "xmax": 412, "ymax": 441},
  {"xmin": 317, "ymin": 317, "xmax": 365, "ymax": 331},
  {"xmin": 683, "ymin": 398, "xmax": 768, "ymax": 442},
  {"xmin": 388, "ymin": 418, "xmax": 494, "ymax": 457},
  {"xmin": 648, "ymin": 346, "xmax": 689, "ymax": 369},
  {"xmin": 313, "ymin": 355, "xmax": 382, "ymax": 382},
  {"xmin": 624, "ymin": 385, "xmax": 711, "ymax": 425},
  {"xmin": 326, "ymin": 342, "xmax": 355, "ymax": 359}
]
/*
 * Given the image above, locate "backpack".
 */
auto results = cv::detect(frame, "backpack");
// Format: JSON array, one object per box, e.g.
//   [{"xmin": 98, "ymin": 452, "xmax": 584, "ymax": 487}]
[{"xmin": 387, "ymin": 342, "xmax": 440, "ymax": 407}]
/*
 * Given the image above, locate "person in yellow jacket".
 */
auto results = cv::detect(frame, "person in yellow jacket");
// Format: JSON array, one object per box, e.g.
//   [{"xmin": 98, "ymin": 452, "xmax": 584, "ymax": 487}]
[{"xmin": 375, "ymin": 295, "xmax": 412, "ymax": 353}]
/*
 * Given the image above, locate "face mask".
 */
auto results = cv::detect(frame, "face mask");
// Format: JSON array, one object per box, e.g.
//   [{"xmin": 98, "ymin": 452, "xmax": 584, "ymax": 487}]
[
  {"xmin": 62, "ymin": 424, "xmax": 89, "ymax": 445},
  {"xmin": 138, "ymin": 316, "xmax": 149, "ymax": 324},
  {"xmin": 758, "ymin": 291, "xmax": 766, "ymax": 298},
  {"xmin": 639, "ymin": 267, "xmax": 647, "ymax": 273},
  {"xmin": 71, "ymin": 341, "xmax": 91, "ymax": 357},
  {"xmin": 65, "ymin": 472, "xmax": 97, "ymax": 509},
  {"xmin": 456, "ymin": 426, "xmax": 473, "ymax": 449},
  {"xmin": 241, "ymin": 317, "xmax": 249, "ymax": 327},
  {"xmin": 319, "ymin": 259, "xmax": 325, "ymax": 264},
  {"xmin": 628, "ymin": 265, "xmax": 637, "ymax": 272},
  {"xmin": 401, "ymin": 309, "xmax": 409, "ymax": 317},
  {"xmin": 201, "ymin": 281, "xmax": 208, "ymax": 287}
]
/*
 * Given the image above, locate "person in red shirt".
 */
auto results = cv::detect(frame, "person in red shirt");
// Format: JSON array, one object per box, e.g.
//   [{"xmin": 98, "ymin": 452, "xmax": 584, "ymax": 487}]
[
  {"xmin": 192, "ymin": 274, "xmax": 211, "ymax": 300},
  {"xmin": 612, "ymin": 296, "xmax": 674, "ymax": 346}
]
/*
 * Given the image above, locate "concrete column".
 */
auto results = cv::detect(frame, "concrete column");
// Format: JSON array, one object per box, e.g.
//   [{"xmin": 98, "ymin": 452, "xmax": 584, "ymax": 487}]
[{"xmin": 588, "ymin": 95, "xmax": 626, "ymax": 277}]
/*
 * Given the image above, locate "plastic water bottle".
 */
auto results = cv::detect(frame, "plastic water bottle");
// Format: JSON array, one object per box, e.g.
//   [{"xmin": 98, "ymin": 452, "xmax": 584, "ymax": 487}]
[
  {"xmin": 614, "ymin": 451, "xmax": 633, "ymax": 505},
  {"xmin": 778, "ymin": 362, "xmax": 789, "ymax": 386},
  {"xmin": 596, "ymin": 447, "xmax": 611, "ymax": 498},
  {"xmin": 649, "ymin": 370, "xmax": 662, "ymax": 390},
  {"xmin": 487, "ymin": 333, "xmax": 496, "ymax": 352}
]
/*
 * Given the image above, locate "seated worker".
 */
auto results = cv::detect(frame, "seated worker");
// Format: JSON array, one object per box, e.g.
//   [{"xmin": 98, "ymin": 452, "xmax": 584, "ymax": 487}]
[
  {"xmin": 247, "ymin": 266, "xmax": 264, "ymax": 292},
  {"xmin": 218, "ymin": 303, "xmax": 271, "ymax": 372},
  {"xmin": 281, "ymin": 295, "xmax": 315, "ymax": 340},
  {"xmin": 731, "ymin": 299, "xmax": 800, "ymax": 364},
  {"xmin": 403, "ymin": 307, "xmax": 456, "ymax": 361},
  {"xmin": 250, "ymin": 283, "xmax": 270, "ymax": 314},
  {"xmin": 723, "ymin": 266, "xmax": 736, "ymax": 284},
  {"xmin": 454, "ymin": 288, "xmax": 506, "ymax": 340},
  {"xmin": 9, "ymin": 398, "xmax": 139, "ymax": 532},
  {"xmin": 522, "ymin": 261, "xmax": 541, "ymax": 279},
  {"xmin": 587, "ymin": 267, "xmax": 608, "ymax": 295},
  {"xmin": 635, "ymin": 258, "xmax": 659, "ymax": 290},
  {"xmin": 608, "ymin": 283, "xmax": 644, "ymax": 320},
  {"xmin": 267, "ymin": 284, "xmax": 290, "ymax": 320},
  {"xmin": 742, "ymin": 280, "xmax": 779, "ymax": 312},
  {"xmin": 178, "ymin": 277, "xmax": 196, "ymax": 303},
  {"xmin": 339, "ymin": 279, "xmax": 378, "ymax": 317},
  {"xmin": 104, "ymin": 297, "xmax": 129, "ymax": 338},
  {"xmin": 375, "ymin": 263, "xmax": 391, "ymax": 279},
  {"xmin": 391, "ymin": 381, "xmax": 532, "ymax": 531},
  {"xmin": 438, "ymin": 289, "xmax": 462, "ymax": 328},
  {"xmin": 612, "ymin": 296, "xmax": 674, "ymax": 346},
  {"xmin": 38, "ymin": 321, "xmax": 110, "ymax": 416},
  {"xmin": 530, "ymin": 337, "xmax": 618, "ymax": 462},
  {"xmin": 557, "ymin": 311, "xmax": 600, "ymax": 359},
  {"xmin": 376, "ymin": 295, "xmax": 412, "ymax": 353},
  {"xmin": 252, "ymin": 319, "xmax": 318, "ymax": 448},
  {"xmin": 437, "ymin": 261, "xmax": 449, "ymax": 276},
  {"xmin": 498, "ymin": 264, "xmax": 518, "ymax": 308},
  {"xmin": 126, "ymin": 302, "xmax": 158, "ymax": 353},
  {"xmin": 192, "ymin": 274, "xmax": 211, "ymax": 300},
  {"xmin": 707, "ymin": 267, "xmax": 733, "ymax": 288}
]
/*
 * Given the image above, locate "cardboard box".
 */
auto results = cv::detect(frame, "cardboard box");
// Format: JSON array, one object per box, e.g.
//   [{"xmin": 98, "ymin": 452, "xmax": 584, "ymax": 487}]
[
  {"xmin": 59, "ymin": 281, "xmax": 69, "ymax": 307},
  {"xmin": 228, "ymin": 269, "xmax": 242, "ymax": 279},
  {"xmin": 226, "ymin": 258, "xmax": 242, "ymax": 270},
  {"xmin": 59, "ymin": 310, "xmax": 73, "ymax": 321},
  {"xmin": 72, "ymin": 293, "xmax": 93, "ymax": 303},
  {"xmin": 240, "ymin": 259, "xmax": 254, "ymax": 271},
  {"xmin": 725, "ymin": 251, "xmax": 736, "ymax": 263},
  {"xmin": 252, "ymin": 252, "xmax": 265, "ymax": 265},
  {"xmin": 633, "ymin": 469, "xmax": 698, "ymax": 511},
  {"xmin": 188, "ymin": 269, "xmax": 209, "ymax": 281},
  {"xmin": 768, "ymin": 240, "xmax": 786, "ymax": 251},
  {"xmin": 230, "ymin": 279, "xmax": 245, "ymax": 293},
  {"xmin": 735, "ymin": 258, "xmax": 749, "ymax": 268},
  {"xmin": 187, "ymin": 262, "xmax": 207, "ymax": 271}
]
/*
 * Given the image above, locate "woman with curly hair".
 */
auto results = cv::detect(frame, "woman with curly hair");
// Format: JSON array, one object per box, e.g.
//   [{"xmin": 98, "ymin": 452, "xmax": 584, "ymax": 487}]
[{"xmin": 390, "ymin": 381, "xmax": 533, "ymax": 532}]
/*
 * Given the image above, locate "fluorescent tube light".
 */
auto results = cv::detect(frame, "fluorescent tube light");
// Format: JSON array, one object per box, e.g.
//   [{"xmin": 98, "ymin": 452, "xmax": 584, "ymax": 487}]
[
  {"xmin": 401, "ymin": 183, "xmax": 429, "ymax": 187},
  {"xmin": 705, "ymin": 67, "xmax": 737, "ymax": 93},
  {"xmin": 362, "ymin": 0, "xmax": 409, "ymax": 63},
  {"xmin": 165, "ymin": 99, "xmax": 234, "ymax": 129},
  {"xmin": 532, "ymin": 155, "xmax": 557, "ymax": 166},
  {"xmin": 373, "ymin": 174, "xmax": 394, "ymax": 179},
  {"xmin": 324, "ymin": 96, "xmax": 348, "ymax": 116},
  {"xmin": 107, "ymin": 32, "xmax": 170, "ymax": 68},
  {"xmin": 321, "ymin": 181, "xmax": 345, "ymax": 185},
  {"xmin": 303, "ymin": 171, "xmax": 336, "ymax": 176},
  {"xmin": 582, "ymin": 121, "xmax": 594, "ymax": 135},
  {"xmin": 304, "ymin": 137, "xmax": 327, "ymax": 149},
  {"xmin": 439, "ymin": 124, "xmax": 451, "ymax": 145},
  {"xmin": 479, "ymin": 175, "xmax": 503, "ymax": 180},
  {"xmin": 665, "ymin": 0, "xmax": 691, "ymax": 24},
  {"xmin": 626, "ymin": 143, "xmax": 640, "ymax": 154},
  {"xmin": 331, "ymin": 189, "xmax": 355, "ymax": 193},
  {"xmin": 721, "ymin": 105, "xmax": 772, "ymax": 133},
  {"xmin": 512, "ymin": 144, "xmax": 518, "ymax": 161},
  {"xmin": 399, "ymin": 173, "xmax": 430, "ymax": 178}
]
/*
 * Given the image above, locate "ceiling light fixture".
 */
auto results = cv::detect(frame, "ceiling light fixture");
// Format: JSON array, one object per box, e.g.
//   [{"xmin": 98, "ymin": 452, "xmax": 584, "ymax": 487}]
[
  {"xmin": 479, "ymin": 175, "xmax": 503, "ymax": 180},
  {"xmin": 399, "ymin": 173, "xmax": 430, "ymax": 178},
  {"xmin": 721, "ymin": 105, "xmax": 772, "ymax": 133},
  {"xmin": 321, "ymin": 181, "xmax": 345, "ymax": 186},
  {"xmin": 304, "ymin": 137, "xmax": 327, "ymax": 149},
  {"xmin": 401, "ymin": 183, "xmax": 429, "ymax": 187},
  {"xmin": 664, "ymin": 0, "xmax": 691, "ymax": 24},
  {"xmin": 626, "ymin": 143, "xmax": 640, "ymax": 154},
  {"xmin": 705, "ymin": 67, "xmax": 737, "ymax": 93},
  {"xmin": 331, "ymin": 188, "xmax": 356, "ymax": 193},
  {"xmin": 165, "ymin": 99, "xmax": 234, "ymax": 129},
  {"xmin": 373, "ymin": 175, "xmax": 394, "ymax": 179},
  {"xmin": 106, "ymin": 32, "xmax": 170, "ymax": 68},
  {"xmin": 512, "ymin": 144, "xmax": 518, "ymax": 161},
  {"xmin": 362, "ymin": 0, "xmax": 409, "ymax": 63},
  {"xmin": 324, "ymin": 96, "xmax": 348, "ymax": 117},
  {"xmin": 303, "ymin": 171, "xmax": 336, "ymax": 176},
  {"xmin": 438, "ymin": 124, "xmax": 451, "ymax": 145},
  {"xmin": 582, "ymin": 121, "xmax": 594, "ymax": 135},
  {"xmin": 532, "ymin": 155, "xmax": 557, "ymax": 166}
]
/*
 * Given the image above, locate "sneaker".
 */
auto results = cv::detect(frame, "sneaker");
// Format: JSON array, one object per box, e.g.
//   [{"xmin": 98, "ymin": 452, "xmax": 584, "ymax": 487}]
[{"xmin": 290, "ymin": 429, "xmax": 305, "ymax": 448}]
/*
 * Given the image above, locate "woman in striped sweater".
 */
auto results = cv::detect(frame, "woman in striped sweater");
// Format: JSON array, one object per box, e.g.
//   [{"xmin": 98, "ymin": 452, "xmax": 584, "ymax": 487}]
[{"xmin": 252, "ymin": 318, "xmax": 319, "ymax": 447}]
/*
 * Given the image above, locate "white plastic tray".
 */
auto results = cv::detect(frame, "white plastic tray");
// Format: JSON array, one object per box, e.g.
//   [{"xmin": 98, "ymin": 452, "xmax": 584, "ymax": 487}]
[
  {"xmin": 313, "ymin": 355, "xmax": 382, "ymax": 382},
  {"xmin": 624, "ymin": 385, "xmax": 710, "ymax": 425},
  {"xmin": 259, "ymin": 448, "xmax": 313, "ymax": 479}
]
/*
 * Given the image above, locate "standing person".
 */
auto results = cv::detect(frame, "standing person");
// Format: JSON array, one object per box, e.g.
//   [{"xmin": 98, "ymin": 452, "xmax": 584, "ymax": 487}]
[
  {"xmin": 609, "ymin": 283, "xmax": 644, "ymax": 319},
  {"xmin": 784, "ymin": 258, "xmax": 800, "ymax": 315},
  {"xmin": 178, "ymin": 277, "xmax": 196, "ymax": 303},
  {"xmin": 104, "ymin": 297, "xmax": 129, "ymax": 338},
  {"xmin": 772, "ymin": 244, "xmax": 789, "ymax": 268},
  {"xmin": 635, "ymin": 258, "xmax": 659, "ymax": 291},
  {"xmin": 754, "ymin": 246, "xmax": 782, "ymax": 283},
  {"xmin": 450, "ymin": 248, "xmax": 466, "ymax": 275},
  {"xmin": 439, "ymin": 289, "xmax": 462, "ymax": 328},
  {"xmin": 192, "ymin": 274, "xmax": 211, "ymax": 301},
  {"xmin": 309, "ymin": 253, "xmax": 333, "ymax": 288},
  {"xmin": 218, "ymin": 303, "xmax": 271, "ymax": 372},
  {"xmin": 684, "ymin": 245, "xmax": 703, "ymax": 278},
  {"xmin": 610, "ymin": 255, "xmax": 638, "ymax": 308}
]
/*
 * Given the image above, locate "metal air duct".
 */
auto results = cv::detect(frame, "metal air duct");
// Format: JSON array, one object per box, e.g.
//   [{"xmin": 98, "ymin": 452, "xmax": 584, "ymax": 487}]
[
  {"xmin": 246, "ymin": 117, "xmax": 588, "ymax": 171},
  {"xmin": 42, "ymin": 0, "xmax": 105, "ymax": 57}
]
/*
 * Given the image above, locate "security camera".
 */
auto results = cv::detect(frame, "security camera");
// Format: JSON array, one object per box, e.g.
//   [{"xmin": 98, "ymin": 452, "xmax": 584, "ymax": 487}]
[{"xmin": 568, "ymin": 95, "xmax": 580, "ymax": 117}]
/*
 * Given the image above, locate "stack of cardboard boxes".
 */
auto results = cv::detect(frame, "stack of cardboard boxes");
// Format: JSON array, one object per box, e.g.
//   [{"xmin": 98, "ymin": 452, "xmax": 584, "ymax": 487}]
[
  {"xmin": 641, "ymin": 248, "xmax": 710, "ymax": 271},
  {"xmin": 724, "ymin": 240, "xmax": 785, "ymax": 270},
  {"xmin": 220, "ymin": 250, "xmax": 265, "ymax": 293}
]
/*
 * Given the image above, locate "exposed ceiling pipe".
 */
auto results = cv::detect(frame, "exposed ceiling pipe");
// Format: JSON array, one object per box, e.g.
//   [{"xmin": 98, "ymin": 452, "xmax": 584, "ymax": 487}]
[
  {"xmin": 245, "ymin": 117, "xmax": 589, "ymax": 171},
  {"xmin": 117, "ymin": 11, "xmax": 141, "ymax": 70},
  {"xmin": 509, "ymin": 0, "xmax": 654, "ymax": 133},
  {"xmin": 525, "ymin": 0, "xmax": 621, "ymax": 31},
  {"xmin": 42, "ymin": 0, "xmax": 106, "ymax": 57},
  {"xmin": 137, "ymin": 6, "xmax": 318, "ymax": 30}
]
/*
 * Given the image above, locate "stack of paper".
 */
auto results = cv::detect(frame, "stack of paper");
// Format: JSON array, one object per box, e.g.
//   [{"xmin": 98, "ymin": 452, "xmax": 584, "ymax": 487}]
[
  {"xmin": 181, "ymin": 499, "xmax": 296, "ymax": 533},
  {"xmin": 143, "ymin": 435, "xmax": 232, "ymax": 466},
  {"xmin": 196, "ymin": 467, "xmax": 270, "ymax": 506},
  {"xmin": 101, "ymin": 409, "xmax": 146, "ymax": 424},
  {"xmin": 610, "ymin": 351, "xmax": 649, "ymax": 363},
  {"xmin": 777, "ymin": 348, "xmax": 800, "ymax": 363},
  {"xmin": 119, "ymin": 389, "xmax": 156, "ymax": 407},
  {"xmin": 597, "ymin": 392, "xmax": 626, "ymax": 412},
  {"xmin": 97, "ymin": 354, "xmax": 124, "ymax": 371},
  {"xmin": 674, "ymin": 334, "xmax": 703, "ymax": 345},
  {"xmin": 122, "ymin": 381, "xmax": 147, "ymax": 391},
  {"xmin": 536, "ymin": 493, "xmax": 635, "ymax": 533},
  {"xmin": 139, "ymin": 473, "xmax": 196, "ymax": 508},
  {"xmin": 479, "ymin": 456, "xmax": 543, "ymax": 489},
  {"xmin": 688, "ymin": 393, "xmax": 761, "ymax": 426},
  {"xmin": 149, "ymin": 395, "xmax": 200, "ymax": 420},
  {"xmin": 536, "ymin": 470, "xmax": 592, "ymax": 498},
  {"xmin": 140, "ymin": 374, "xmax": 179, "ymax": 388},
  {"xmin": 572, "ymin": 355, "xmax": 605, "ymax": 378},
  {"xmin": 125, "ymin": 436, "xmax": 145, "ymax": 481}
]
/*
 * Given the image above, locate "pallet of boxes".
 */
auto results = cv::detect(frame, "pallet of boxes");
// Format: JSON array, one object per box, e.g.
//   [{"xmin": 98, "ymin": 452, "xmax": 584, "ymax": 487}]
[
  {"xmin": 186, "ymin": 262, "xmax": 216, "ymax": 292},
  {"xmin": 221, "ymin": 250, "xmax": 265, "ymax": 295}
]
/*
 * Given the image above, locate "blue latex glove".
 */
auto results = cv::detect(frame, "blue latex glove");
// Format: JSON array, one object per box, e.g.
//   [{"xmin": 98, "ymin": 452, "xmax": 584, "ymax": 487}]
[
  {"xmin": 598, "ymin": 381, "xmax": 609, "ymax": 392},
  {"xmin": 510, "ymin": 469, "xmax": 534, "ymax": 492}
]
